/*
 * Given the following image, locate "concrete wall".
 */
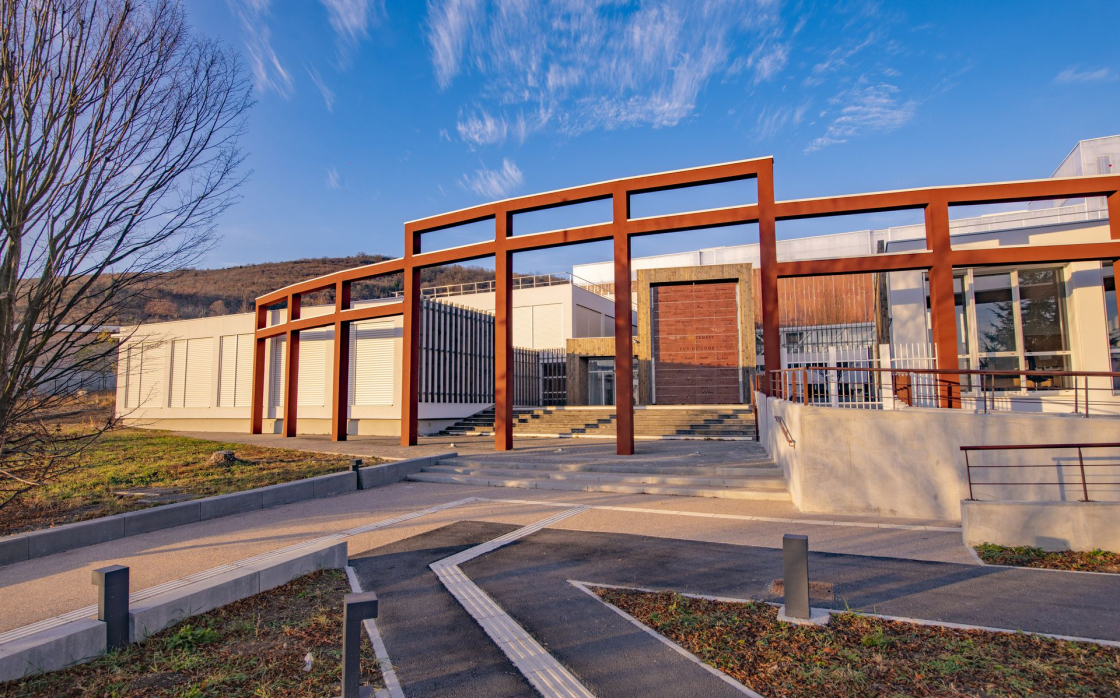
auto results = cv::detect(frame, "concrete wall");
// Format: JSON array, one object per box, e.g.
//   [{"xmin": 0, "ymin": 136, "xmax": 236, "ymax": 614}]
[
  {"xmin": 962, "ymin": 500, "xmax": 1120, "ymax": 552},
  {"xmin": 756, "ymin": 392, "xmax": 1120, "ymax": 522}
]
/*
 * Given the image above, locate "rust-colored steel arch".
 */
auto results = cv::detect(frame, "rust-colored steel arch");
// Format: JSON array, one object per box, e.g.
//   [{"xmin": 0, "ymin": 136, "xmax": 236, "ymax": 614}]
[{"xmin": 249, "ymin": 156, "xmax": 1120, "ymax": 456}]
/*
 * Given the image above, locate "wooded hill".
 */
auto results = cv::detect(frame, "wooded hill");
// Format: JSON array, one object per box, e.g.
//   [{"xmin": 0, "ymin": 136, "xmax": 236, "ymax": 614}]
[{"xmin": 122, "ymin": 255, "xmax": 497, "ymax": 323}]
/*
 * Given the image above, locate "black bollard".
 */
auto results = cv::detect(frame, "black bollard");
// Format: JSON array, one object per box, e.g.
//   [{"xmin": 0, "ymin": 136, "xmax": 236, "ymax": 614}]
[
  {"xmin": 351, "ymin": 459, "xmax": 364, "ymax": 489},
  {"xmin": 341, "ymin": 591, "xmax": 378, "ymax": 698},
  {"xmin": 92, "ymin": 565, "xmax": 130, "ymax": 649}
]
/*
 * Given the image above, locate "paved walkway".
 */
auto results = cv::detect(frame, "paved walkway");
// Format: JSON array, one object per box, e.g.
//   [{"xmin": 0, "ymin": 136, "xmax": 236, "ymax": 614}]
[{"xmin": 0, "ymin": 481, "xmax": 967, "ymax": 633}]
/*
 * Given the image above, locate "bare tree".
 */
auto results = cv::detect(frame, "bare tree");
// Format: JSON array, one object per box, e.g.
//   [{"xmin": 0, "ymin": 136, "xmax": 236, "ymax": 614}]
[{"xmin": 0, "ymin": 0, "xmax": 252, "ymax": 509}]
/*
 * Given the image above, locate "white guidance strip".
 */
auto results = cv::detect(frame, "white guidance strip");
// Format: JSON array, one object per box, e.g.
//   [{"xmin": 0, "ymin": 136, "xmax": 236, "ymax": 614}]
[
  {"xmin": 0, "ymin": 497, "xmax": 480, "ymax": 647},
  {"xmin": 431, "ymin": 507, "xmax": 596, "ymax": 698}
]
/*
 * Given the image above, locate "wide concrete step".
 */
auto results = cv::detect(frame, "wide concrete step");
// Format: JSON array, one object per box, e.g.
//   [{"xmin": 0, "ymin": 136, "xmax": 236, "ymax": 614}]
[
  {"xmin": 423, "ymin": 465, "xmax": 788, "ymax": 490},
  {"xmin": 406, "ymin": 471, "xmax": 792, "ymax": 501},
  {"xmin": 433, "ymin": 458, "xmax": 779, "ymax": 477}
]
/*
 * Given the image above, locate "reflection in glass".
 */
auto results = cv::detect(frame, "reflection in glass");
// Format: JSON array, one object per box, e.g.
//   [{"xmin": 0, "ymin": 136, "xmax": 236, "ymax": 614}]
[
  {"xmin": 979, "ymin": 355, "xmax": 1020, "ymax": 390},
  {"xmin": 1019, "ymin": 270, "xmax": 1068, "ymax": 353},
  {"xmin": 974, "ymin": 273, "xmax": 1015, "ymax": 353}
]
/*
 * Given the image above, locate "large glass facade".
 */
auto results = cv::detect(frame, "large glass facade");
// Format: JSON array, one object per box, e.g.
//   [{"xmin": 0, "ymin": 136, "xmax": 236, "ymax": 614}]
[{"xmin": 928, "ymin": 267, "xmax": 1072, "ymax": 391}]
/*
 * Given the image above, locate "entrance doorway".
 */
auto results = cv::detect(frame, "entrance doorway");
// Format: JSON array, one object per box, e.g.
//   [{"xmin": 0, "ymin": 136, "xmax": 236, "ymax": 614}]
[{"xmin": 588, "ymin": 358, "xmax": 615, "ymax": 405}]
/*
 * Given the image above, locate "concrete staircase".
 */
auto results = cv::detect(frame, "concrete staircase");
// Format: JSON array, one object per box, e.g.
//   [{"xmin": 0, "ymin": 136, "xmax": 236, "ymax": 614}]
[
  {"xmin": 437, "ymin": 406, "xmax": 757, "ymax": 440},
  {"xmin": 406, "ymin": 453, "xmax": 789, "ymax": 500}
]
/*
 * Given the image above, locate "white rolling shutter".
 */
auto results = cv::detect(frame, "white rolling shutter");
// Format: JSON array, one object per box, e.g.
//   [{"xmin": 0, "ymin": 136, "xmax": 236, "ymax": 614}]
[
  {"xmin": 219, "ymin": 337, "xmax": 238, "ymax": 407},
  {"xmin": 234, "ymin": 334, "xmax": 253, "ymax": 407},
  {"xmin": 169, "ymin": 340, "xmax": 187, "ymax": 407},
  {"xmin": 183, "ymin": 338, "xmax": 213, "ymax": 407},
  {"xmin": 132, "ymin": 343, "xmax": 165, "ymax": 408},
  {"xmin": 512, "ymin": 306, "xmax": 533, "ymax": 348},
  {"xmin": 124, "ymin": 345, "xmax": 141, "ymax": 408},
  {"xmin": 219, "ymin": 334, "xmax": 255, "ymax": 407},
  {"xmin": 351, "ymin": 320, "xmax": 394, "ymax": 405},
  {"xmin": 170, "ymin": 338, "xmax": 213, "ymax": 407},
  {"xmin": 270, "ymin": 336, "xmax": 285, "ymax": 408},
  {"xmin": 298, "ymin": 329, "xmax": 331, "ymax": 406}
]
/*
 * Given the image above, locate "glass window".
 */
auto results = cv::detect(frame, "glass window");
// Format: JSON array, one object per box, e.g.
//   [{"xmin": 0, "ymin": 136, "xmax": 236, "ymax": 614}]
[
  {"xmin": 973, "ymin": 273, "xmax": 1016, "ymax": 353},
  {"xmin": 1019, "ymin": 269, "xmax": 1069, "ymax": 353}
]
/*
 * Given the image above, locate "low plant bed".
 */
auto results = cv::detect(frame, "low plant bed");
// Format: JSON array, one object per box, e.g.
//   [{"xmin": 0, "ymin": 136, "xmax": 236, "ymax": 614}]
[
  {"xmin": 0, "ymin": 429, "xmax": 381, "ymax": 536},
  {"xmin": 0, "ymin": 569, "xmax": 381, "ymax": 698},
  {"xmin": 975, "ymin": 543, "xmax": 1120, "ymax": 573},
  {"xmin": 594, "ymin": 586, "xmax": 1120, "ymax": 697}
]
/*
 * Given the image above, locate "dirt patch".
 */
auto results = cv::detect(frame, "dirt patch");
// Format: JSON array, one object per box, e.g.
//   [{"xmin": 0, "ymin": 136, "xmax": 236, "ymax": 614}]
[
  {"xmin": 594, "ymin": 586, "xmax": 1120, "ymax": 698},
  {"xmin": 976, "ymin": 544, "xmax": 1120, "ymax": 573},
  {"xmin": 0, "ymin": 570, "xmax": 382, "ymax": 698}
]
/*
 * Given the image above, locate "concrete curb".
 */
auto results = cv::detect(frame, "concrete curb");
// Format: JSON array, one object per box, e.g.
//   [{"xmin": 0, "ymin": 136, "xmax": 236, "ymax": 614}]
[
  {"xmin": 0, "ymin": 539, "xmax": 347, "ymax": 682},
  {"xmin": 0, "ymin": 453, "xmax": 455, "ymax": 568}
]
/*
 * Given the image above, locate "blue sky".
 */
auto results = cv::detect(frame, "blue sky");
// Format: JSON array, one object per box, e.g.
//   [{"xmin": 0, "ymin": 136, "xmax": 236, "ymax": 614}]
[{"xmin": 186, "ymin": 0, "xmax": 1120, "ymax": 273}]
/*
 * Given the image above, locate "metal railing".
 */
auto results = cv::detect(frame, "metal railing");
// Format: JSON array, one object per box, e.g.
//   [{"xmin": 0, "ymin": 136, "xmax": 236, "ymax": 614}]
[
  {"xmin": 391, "ymin": 272, "xmax": 616, "ymax": 302},
  {"xmin": 768, "ymin": 367, "xmax": 1120, "ymax": 416},
  {"xmin": 962, "ymin": 443, "xmax": 1120, "ymax": 502}
]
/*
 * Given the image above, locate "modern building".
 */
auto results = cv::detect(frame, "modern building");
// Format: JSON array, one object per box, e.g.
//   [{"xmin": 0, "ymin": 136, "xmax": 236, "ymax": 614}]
[{"xmin": 116, "ymin": 136, "xmax": 1120, "ymax": 432}]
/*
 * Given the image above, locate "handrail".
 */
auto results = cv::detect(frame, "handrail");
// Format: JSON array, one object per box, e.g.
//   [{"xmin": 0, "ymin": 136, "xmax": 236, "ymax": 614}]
[
  {"xmin": 961, "ymin": 443, "xmax": 1120, "ymax": 502},
  {"xmin": 774, "ymin": 416, "xmax": 796, "ymax": 448}
]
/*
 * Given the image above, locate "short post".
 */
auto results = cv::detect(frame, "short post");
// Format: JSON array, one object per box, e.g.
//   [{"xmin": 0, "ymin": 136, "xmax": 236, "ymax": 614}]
[
  {"xmin": 92, "ymin": 565, "xmax": 129, "ymax": 649},
  {"xmin": 351, "ymin": 459, "xmax": 363, "ymax": 489},
  {"xmin": 782, "ymin": 534, "xmax": 810, "ymax": 621},
  {"xmin": 341, "ymin": 591, "xmax": 378, "ymax": 698}
]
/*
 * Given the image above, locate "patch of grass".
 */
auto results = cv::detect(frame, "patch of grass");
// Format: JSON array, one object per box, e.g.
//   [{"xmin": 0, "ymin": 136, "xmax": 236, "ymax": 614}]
[
  {"xmin": 976, "ymin": 543, "xmax": 1120, "ymax": 573},
  {"xmin": 594, "ymin": 587, "xmax": 1120, "ymax": 698},
  {"xmin": 0, "ymin": 569, "xmax": 381, "ymax": 698},
  {"xmin": 0, "ymin": 428, "xmax": 379, "ymax": 535}
]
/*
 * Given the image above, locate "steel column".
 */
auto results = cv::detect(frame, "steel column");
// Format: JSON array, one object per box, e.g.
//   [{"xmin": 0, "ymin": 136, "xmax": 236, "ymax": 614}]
[
  {"xmin": 401, "ymin": 263, "xmax": 420, "ymax": 447},
  {"xmin": 612, "ymin": 189, "xmax": 634, "ymax": 455},
  {"xmin": 250, "ymin": 302, "xmax": 268, "ymax": 434},
  {"xmin": 758, "ymin": 162, "xmax": 780, "ymax": 393},
  {"xmin": 331, "ymin": 280, "xmax": 351, "ymax": 441},
  {"xmin": 924, "ymin": 198, "xmax": 960, "ymax": 408},
  {"xmin": 1110, "ymin": 191, "xmax": 1120, "ymax": 241},
  {"xmin": 495, "ymin": 209, "xmax": 514, "ymax": 451},
  {"xmin": 282, "ymin": 294, "xmax": 302, "ymax": 437}
]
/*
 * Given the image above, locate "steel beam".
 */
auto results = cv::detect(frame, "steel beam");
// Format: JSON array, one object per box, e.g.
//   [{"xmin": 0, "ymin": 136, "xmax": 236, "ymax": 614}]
[
  {"xmin": 495, "ymin": 209, "xmax": 514, "ymax": 452},
  {"xmin": 331, "ymin": 281, "xmax": 351, "ymax": 442},
  {"xmin": 401, "ymin": 265, "xmax": 420, "ymax": 447},
  {"xmin": 613, "ymin": 188, "xmax": 634, "ymax": 456},
  {"xmin": 758, "ymin": 163, "xmax": 780, "ymax": 394},
  {"xmin": 925, "ymin": 199, "xmax": 960, "ymax": 408},
  {"xmin": 250, "ymin": 302, "xmax": 268, "ymax": 435},
  {"xmin": 282, "ymin": 294, "xmax": 301, "ymax": 437}
]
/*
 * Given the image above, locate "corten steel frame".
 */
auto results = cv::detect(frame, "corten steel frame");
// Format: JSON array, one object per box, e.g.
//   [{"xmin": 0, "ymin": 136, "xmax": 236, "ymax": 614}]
[{"xmin": 249, "ymin": 156, "xmax": 1120, "ymax": 456}]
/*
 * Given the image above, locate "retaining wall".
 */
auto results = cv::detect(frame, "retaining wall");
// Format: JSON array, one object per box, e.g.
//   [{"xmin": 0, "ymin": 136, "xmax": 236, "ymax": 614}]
[
  {"xmin": 962, "ymin": 500, "xmax": 1120, "ymax": 552},
  {"xmin": 756, "ymin": 393, "xmax": 1120, "ymax": 522}
]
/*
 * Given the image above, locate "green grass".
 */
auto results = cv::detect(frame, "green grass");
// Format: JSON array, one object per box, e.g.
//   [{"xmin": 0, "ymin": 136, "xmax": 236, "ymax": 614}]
[
  {"xmin": 0, "ymin": 429, "xmax": 376, "ymax": 535},
  {"xmin": 0, "ymin": 569, "xmax": 382, "ymax": 698},
  {"xmin": 595, "ymin": 587, "xmax": 1120, "ymax": 698},
  {"xmin": 975, "ymin": 543, "xmax": 1120, "ymax": 573}
]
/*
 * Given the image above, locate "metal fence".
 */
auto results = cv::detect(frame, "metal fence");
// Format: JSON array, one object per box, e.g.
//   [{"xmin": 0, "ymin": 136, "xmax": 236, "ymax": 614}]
[
  {"xmin": 419, "ymin": 299, "xmax": 567, "ymax": 406},
  {"xmin": 963, "ymin": 443, "xmax": 1120, "ymax": 502}
]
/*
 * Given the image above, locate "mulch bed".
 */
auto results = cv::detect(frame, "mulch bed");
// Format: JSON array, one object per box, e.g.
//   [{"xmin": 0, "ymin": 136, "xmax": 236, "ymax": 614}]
[
  {"xmin": 0, "ymin": 570, "xmax": 381, "ymax": 698},
  {"xmin": 594, "ymin": 586, "xmax": 1120, "ymax": 697},
  {"xmin": 975, "ymin": 543, "xmax": 1120, "ymax": 573}
]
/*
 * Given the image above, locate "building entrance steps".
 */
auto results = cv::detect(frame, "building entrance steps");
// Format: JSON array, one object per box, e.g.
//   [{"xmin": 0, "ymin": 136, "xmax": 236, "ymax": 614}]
[
  {"xmin": 408, "ymin": 439, "xmax": 790, "ymax": 500},
  {"xmin": 438, "ymin": 405, "xmax": 757, "ymax": 439}
]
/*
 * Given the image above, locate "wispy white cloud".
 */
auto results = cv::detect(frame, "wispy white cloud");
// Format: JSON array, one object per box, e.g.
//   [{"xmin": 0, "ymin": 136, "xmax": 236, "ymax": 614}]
[
  {"xmin": 227, "ymin": 0, "xmax": 293, "ymax": 97},
  {"xmin": 426, "ymin": 0, "xmax": 786, "ymax": 138},
  {"xmin": 1054, "ymin": 66, "xmax": 1117, "ymax": 84},
  {"xmin": 805, "ymin": 80, "xmax": 916, "ymax": 152},
  {"xmin": 326, "ymin": 166, "xmax": 343, "ymax": 189},
  {"xmin": 457, "ymin": 108, "xmax": 508, "ymax": 147},
  {"xmin": 754, "ymin": 101, "xmax": 809, "ymax": 141},
  {"xmin": 459, "ymin": 159, "xmax": 524, "ymax": 198},
  {"xmin": 320, "ymin": 0, "xmax": 384, "ymax": 59},
  {"xmin": 306, "ymin": 63, "xmax": 336, "ymax": 112}
]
